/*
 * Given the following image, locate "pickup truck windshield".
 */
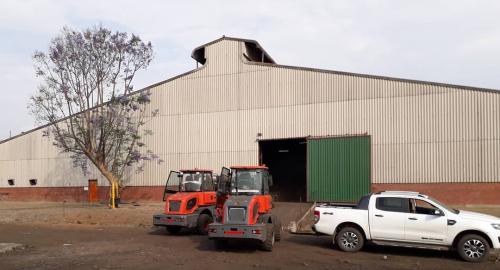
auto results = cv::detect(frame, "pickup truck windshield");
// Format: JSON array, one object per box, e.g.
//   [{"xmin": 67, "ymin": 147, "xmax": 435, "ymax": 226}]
[{"xmin": 427, "ymin": 196, "xmax": 460, "ymax": 214}]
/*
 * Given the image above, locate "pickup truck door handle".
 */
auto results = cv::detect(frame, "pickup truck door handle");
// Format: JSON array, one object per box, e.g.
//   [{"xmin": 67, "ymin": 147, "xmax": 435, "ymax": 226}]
[
  {"xmin": 408, "ymin": 217, "xmax": 418, "ymax": 220},
  {"xmin": 375, "ymin": 214, "xmax": 384, "ymax": 217},
  {"xmin": 323, "ymin": 212, "xmax": 333, "ymax": 215}
]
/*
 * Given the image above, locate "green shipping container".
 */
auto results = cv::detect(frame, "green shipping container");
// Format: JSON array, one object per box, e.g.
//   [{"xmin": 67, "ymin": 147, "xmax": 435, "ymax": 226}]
[{"xmin": 307, "ymin": 136, "xmax": 371, "ymax": 202}]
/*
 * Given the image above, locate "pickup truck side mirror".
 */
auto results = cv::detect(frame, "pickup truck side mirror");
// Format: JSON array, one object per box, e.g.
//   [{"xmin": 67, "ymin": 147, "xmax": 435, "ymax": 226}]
[{"xmin": 434, "ymin": 209, "xmax": 444, "ymax": 216}]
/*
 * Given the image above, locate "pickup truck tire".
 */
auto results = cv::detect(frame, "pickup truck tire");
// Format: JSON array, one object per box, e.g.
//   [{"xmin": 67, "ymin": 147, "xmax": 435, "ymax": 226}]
[
  {"xmin": 457, "ymin": 234, "xmax": 490, "ymax": 262},
  {"xmin": 166, "ymin": 225, "xmax": 182, "ymax": 234},
  {"xmin": 335, "ymin": 227, "xmax": 364, "ymax": 252},
  {"xmin": 196, "ymin": 214, "xmax": 213, "ymax": 235}
]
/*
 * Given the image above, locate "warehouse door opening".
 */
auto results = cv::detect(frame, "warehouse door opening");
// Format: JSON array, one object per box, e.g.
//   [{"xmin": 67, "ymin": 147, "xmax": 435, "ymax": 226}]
[{"xmin": 259, "ymin": 138, "xmax": 307, "ymax": 202}]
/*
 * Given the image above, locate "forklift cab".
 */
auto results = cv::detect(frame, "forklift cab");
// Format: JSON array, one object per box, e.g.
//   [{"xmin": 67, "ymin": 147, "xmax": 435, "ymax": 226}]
[
  {"xmin": 229, "ymin": 166, "xmax": 272, "ymax": 196},
  {"xmin": 217, "ymin": 166, "xmax": 273, "ymax": 196},
  {"xmin": 208, "ymin": 166, "xmax": 280, "ymax": 251},
  {"xmin": 215, "ymin": 166, "xmax": 273, "ymax": 220},
  {"xmin": 155, "ymin": 169, "xmax": 217, "ymax": 235},
  {"xmin": 163, "ymin": 169, "xmax": 215, "ymax": 201}
]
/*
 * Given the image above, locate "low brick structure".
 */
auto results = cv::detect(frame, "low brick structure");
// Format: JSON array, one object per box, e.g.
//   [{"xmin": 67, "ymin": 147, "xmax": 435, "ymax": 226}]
[
  {"xmin": 0, "ymin": 186, "xmax": 164, "ymax": 203},
  {"xmin": 2, "ymin": 184, "xmax": 500, "ymax": 205}
]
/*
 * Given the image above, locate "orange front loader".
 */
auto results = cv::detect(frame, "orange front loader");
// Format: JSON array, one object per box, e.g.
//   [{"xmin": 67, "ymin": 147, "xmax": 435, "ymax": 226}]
[
  {"xmin": 153, "ymin": 169, "xmax": 216, "ymax": 234},
  {"xmin": 208, "ymin": 166, "xmax": 281, "ymax": 251}
]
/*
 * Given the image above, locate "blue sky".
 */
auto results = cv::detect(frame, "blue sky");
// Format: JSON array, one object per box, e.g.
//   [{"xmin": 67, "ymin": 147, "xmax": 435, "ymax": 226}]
[{"xmin": 1, "ymin": 0, "xmax": 500, "ymax": 140}]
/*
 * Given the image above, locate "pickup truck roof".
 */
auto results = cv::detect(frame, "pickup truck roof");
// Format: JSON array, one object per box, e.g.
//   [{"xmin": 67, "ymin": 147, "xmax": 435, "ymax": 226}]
[
  {"xmin": 319, "ymin": 191, "xmax": 430, "ymax": 211},
  {"xmin": 374, "ymin": 191, "xmax": 429, "ymax": 198}
]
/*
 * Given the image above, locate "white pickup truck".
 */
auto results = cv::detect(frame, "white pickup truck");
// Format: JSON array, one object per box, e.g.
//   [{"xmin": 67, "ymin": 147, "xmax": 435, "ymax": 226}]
[{"xmin": 313, "ymin": 191, "xmax": 500, "ymax": 262}]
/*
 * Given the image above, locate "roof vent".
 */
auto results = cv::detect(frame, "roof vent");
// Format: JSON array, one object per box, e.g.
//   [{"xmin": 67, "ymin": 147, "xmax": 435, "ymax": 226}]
[
  {"xmin": 192, "ymin": 46, "xmax": 206, "ymax": 65},
  {"xmin": 243, "ymin": 42, "xmax": 274, "ymax": 63},
  {"xmin": 191, "ymin": 37, "xmax": 275, "ymax": 66}
]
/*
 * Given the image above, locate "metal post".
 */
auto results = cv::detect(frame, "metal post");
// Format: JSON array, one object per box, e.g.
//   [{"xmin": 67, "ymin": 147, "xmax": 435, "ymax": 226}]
[{"xmin": 111, "ymin": 182, "xmax": 115, "ymax": 209}]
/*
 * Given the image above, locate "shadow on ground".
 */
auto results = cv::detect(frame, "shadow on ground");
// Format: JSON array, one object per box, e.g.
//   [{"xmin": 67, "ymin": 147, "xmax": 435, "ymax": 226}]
[{"xmin": 286, "ymin": 234, "xmax": 459, "ymax": 261}]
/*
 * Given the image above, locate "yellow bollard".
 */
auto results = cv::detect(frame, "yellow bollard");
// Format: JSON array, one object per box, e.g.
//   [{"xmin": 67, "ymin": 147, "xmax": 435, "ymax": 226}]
[
  {"xmin": 115, "ymin": 183, "xmax": 119, "ymax": 202},
  {"xmin": 111, "ymin": 182, "xmax": 115, "ymax": 209}
]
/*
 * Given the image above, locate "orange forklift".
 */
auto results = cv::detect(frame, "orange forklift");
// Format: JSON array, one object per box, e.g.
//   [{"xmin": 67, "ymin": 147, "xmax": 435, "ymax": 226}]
[
  {"xmin": 153, "ymin": 169, "xmax": 216, "ymax": 235},
  {"xmin": 208, "ymin": 166, "xmax": 281, "ymax": 251}
]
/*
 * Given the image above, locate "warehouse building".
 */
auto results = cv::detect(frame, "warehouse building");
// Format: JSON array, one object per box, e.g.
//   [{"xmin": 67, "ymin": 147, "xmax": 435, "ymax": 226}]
[{"xmin": 0, "ymin": 36, "xmax": 499, "ymax": 204}]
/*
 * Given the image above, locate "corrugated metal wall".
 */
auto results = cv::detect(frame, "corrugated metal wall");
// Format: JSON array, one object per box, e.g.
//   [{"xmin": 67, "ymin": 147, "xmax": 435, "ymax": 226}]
[
  {"xmin": 0, "ymin": 38, "xmax": 499, "ymax": 188},
  {"xmin": 307, "ymin": 136, "xmax": 371, "ymax": 202}
]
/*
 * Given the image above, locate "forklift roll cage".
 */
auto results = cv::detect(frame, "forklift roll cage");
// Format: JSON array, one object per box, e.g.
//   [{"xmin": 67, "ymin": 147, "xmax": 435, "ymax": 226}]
[
  {"xmin": 217, "ymin": 166, "xmax": 273, "ymax": 197},
  {"xmin": 163, "ymin": 170, "xmax": 215, "ymax": 201}
]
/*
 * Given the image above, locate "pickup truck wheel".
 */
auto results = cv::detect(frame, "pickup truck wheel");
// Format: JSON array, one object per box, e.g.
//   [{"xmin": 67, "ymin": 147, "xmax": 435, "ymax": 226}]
[
  {"xmin": 335, "ymin": 227, "xmax": 364, "ymax": 252},
  {"xmin": 457, "ymin": 234, "xmax": 490, "ymax": 262},
  {"xmin": 196, "ymin": 214, "xmax": 213, "ymax": 235},
  {"xmin": 166, "ymin": 226, "xmax": 182, "ymax": 235}
]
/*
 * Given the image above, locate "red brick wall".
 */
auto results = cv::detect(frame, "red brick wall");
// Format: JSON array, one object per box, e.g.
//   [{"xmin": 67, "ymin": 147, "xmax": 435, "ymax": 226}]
[
  {"xmin": 0, "ymin": 187, "xmax": 88, "ymax": 202},
  {"xmin": 1, "ymin": 183, "xmax": 499, "ymax": 204},
  {"xmin": 0, "ymin": 186, "xmax": 164, "ymax": 203},
  {"xmin": 372, "ymin": 183, "xmax": 500, "ymax": 205},
  {"xmin": 120, "ymin": 186, "xmax": 164, "ymax": 201}
]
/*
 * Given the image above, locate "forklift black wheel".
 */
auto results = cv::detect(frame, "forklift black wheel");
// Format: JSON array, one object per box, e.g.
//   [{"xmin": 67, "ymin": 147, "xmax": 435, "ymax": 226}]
[
  {"xmin": 260, "ymin": 228, "xmax": 275, "ymax": 251},
  {"xmin": 197, "ymin": 214, "xmax": 213, "ymax": 235},
  {"xmin": 275, "ymin": 220, "xmax": 282, "ymax": 242},
  {"xmin": 166, "ymin": 226, "xmax": 182, "ymax": 235}
]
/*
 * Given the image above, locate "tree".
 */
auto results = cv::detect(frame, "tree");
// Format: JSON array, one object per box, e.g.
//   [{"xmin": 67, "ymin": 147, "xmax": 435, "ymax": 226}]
[{"xmin": 29, "ymin": 26, "xmax": 161, "ymax": 207}]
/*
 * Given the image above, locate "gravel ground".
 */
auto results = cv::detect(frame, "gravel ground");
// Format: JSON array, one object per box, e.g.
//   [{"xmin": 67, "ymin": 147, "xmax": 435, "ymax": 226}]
[{"xmin": 0, "ymin": 201, "xmax": 499, "ymax": 270}]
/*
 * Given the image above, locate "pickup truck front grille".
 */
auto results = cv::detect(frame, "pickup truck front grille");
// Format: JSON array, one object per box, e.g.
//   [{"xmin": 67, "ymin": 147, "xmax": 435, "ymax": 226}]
[
  {"xmin": 228, "ymin": 207, "xmax": 246, "ymax": 223},
  {"xmin": 169, "ymin": 200, "xmax": 181, "ymax": 212}
]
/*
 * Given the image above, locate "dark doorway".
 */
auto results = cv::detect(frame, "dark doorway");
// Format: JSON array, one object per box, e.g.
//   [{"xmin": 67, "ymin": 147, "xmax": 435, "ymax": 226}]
[{"xmin": 259, "ymin": 138, "xmax": 307, "ymax": 202}]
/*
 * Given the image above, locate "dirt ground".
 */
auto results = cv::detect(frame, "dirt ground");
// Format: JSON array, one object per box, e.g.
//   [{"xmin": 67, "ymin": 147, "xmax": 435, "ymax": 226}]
[{"xmin": 1, "ymin": 202, "xmax": 500, "ymax": 270}]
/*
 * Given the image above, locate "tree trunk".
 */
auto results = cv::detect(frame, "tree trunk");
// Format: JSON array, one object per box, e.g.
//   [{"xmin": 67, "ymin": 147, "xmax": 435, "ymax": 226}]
[{"xmin": 95, "ymin": 163, "xmax": 121, "ymax": 209}]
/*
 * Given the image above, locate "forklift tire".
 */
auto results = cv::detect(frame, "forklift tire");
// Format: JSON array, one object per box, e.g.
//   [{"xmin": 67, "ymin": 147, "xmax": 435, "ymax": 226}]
[
  {"xmin": 275, "ymin": 220, "xmax": 282, "ymax": 242},
  {"xmin": 214, "ymin": 239, "xmax": 228, "ymax": 250},
  {"xmin": 197, "ymin": 214, "xmax": 213, "ymax": 235},
  {"xmin": 166, "ymin": 226, "xmax": 181, "ymax": 235},
  {"xmin": 260, "ymin": 227, "xmax": 275, "ymax": 251}
]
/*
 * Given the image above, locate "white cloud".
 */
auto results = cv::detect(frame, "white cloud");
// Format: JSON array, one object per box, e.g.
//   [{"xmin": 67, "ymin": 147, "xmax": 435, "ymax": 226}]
[{"xmin": 1, "ymin": 0, "xmax": 500, "ymax": 140}]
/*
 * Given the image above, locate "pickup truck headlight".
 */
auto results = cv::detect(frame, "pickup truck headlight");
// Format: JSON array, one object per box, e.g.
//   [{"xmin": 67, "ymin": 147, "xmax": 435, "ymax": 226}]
[{"xmin": 492, "ymin": 223, "xmax": 500, "ymax": 230}]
